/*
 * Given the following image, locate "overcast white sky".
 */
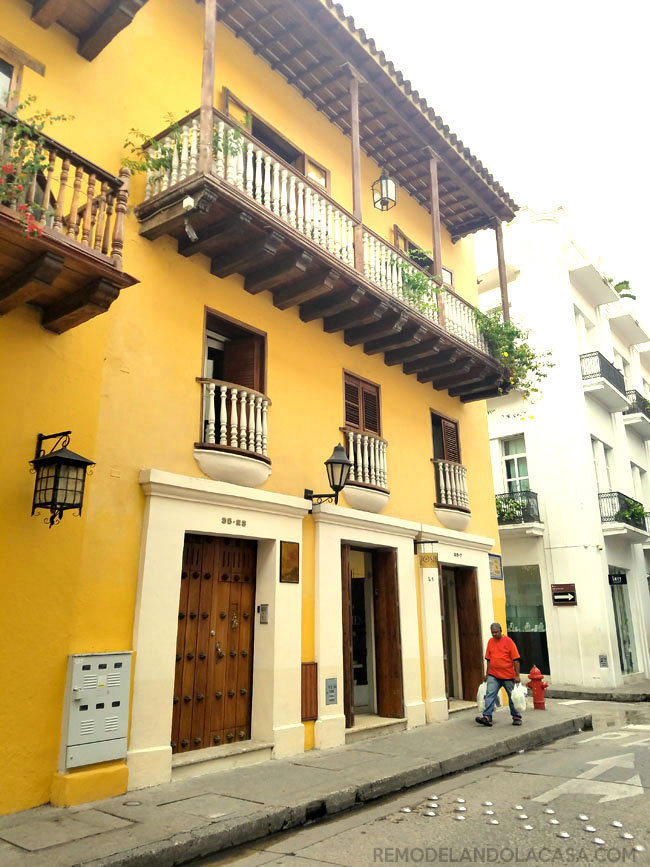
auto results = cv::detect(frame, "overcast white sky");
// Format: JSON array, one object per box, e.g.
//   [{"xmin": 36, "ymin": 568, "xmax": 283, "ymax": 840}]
[{"xmin": 341, "ymin": 0, "xmax": 649, "ymax": 302}]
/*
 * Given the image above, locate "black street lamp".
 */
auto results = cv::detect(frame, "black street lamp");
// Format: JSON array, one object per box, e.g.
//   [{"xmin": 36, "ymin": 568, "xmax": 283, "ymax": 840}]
[
  {"xmin": 304, "ymin": 444, "xmax": 353, "ymax": 506},
  {"xmin": 372, "ymin": 169, "xmax": 397, "ymax": 211},
  {"xmin": 30, "ymin": 431, "xmax": 95, "ymax": 528}
]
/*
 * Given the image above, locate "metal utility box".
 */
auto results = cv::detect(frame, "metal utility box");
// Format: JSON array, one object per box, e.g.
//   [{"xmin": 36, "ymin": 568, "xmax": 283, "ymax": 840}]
[{"xmin": 59, "ymin": 652, "xmax": 132, "ymax": 770}]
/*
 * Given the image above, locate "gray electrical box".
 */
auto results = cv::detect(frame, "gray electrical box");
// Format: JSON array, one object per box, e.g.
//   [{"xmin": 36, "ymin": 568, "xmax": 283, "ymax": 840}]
[{"xmin": 59, "ymin": 652, "xmax": 132, "ymax": 770}]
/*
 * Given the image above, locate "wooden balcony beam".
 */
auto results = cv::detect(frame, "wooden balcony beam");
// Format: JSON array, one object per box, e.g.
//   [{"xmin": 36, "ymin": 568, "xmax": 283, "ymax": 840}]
[
  {"xmin": 460, "ymin": 386, "xmax": 504, "ymax": 403},
  {"xmin": 403, "ymin": 347, "xmax": 455, "ymax": 375},
  {"xmin": 299, "ymin": 286, "xmax": 364, "ymax": 322},
  {"xmin": 0, "ymin": 251, "xmax": 64, "ymax": 315},
  {"xmin": 178, "ymin": 210, "xmax": 251, "ymax": 258},
  {"xmin": 324, "ymin": 299, "xmax": 387, "ymax": 333},
  {"xmin": 450, "ymin": 373, "xmax": 502, "ymax": 398},
  {"xmin": 363, "ymin": 324, "xmax": 428, "ymax": 356},
  {"xmin": 42, "ymin": 277, "xmax": 120, "ymax": 333},
  {"xmin": 344, "ymin": 311, "xmax": 407, "ymax": 347},
  {"xmin": 417, "ymin": 358, "xmax": 464, "ymax": 384},
  {"xmin": 78, "ymin": 0, "xmax": 149, "ymax": 62},
  {"xmin": 384, "ymin": 337, "xmax": 444, "ymax": 366},
  {"xmin": 272, "ymin": 268, "xmax": 339, "ymax": 309},
  {"xmin": 245, "ymin": 250, "xmax": 312, "ymax": 295},
  {"xmin": 31, "ymin": 0, "xmax": 70, "ymax": 28},
  {"xmin": 432, "ymin": 363, "xmax": 482, "ymax": 390},
  {"xmin": 210, "ymin": 229, "xmax": 284, "ymax": 278}
]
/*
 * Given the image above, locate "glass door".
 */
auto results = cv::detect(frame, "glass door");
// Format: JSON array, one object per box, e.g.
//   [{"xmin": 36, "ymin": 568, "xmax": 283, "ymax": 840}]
[{"xmin": 610, "ymin": 583, "xmax": 638, "ymax": 674}]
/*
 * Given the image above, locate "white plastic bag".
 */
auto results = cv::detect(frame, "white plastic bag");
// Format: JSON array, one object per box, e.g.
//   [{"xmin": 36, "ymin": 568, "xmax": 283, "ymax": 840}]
[
  {"xmin": 476, "ymin": 681, "xmax": 487, "ymax": 714},
  {"xmin": 511, "ymin": 682, "xmax": 527, "ymax": 714}
]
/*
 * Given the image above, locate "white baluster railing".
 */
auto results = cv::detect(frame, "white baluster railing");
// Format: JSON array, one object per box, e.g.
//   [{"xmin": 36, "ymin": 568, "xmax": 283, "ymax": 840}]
[
  {"xmin": 433, "ymin": 459, "xmax": 469, "ymax": 511},
  {"xmin": 199, "ymin": 378, "xmax": 271, "ymax": 458},
  {"xmin": 344, "ymin": 430, "xmax": 388, "ymax": 490}
]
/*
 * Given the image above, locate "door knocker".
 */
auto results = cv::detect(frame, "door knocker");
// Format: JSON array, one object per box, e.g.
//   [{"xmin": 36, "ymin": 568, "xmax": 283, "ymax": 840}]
[{"xmin": 231, "ymin": 612, "xmax": 239, "ymax": 630}]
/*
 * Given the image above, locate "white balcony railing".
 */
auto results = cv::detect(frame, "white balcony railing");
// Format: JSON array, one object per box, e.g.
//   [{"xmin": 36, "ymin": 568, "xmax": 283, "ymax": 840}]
[
  {"xmin": 198, "ymin": 378, "xmax": 270, "ymax": 457},
  {"xmin": 363, "ymin": 229, "xmax": 489, "ymax": 354},
  {"xmin": 142, "ymin": 110, "xmax": 489, "ymax": 357},
  {"xmin": 344, "ymin": 429, "xmax": 388, "ymax": 489},
  {"xmin": 434, "ymin": 459, "xmax": 469, "ymax": 511},
  {"xmin": 144, "ymin": 111, "xmax": 356, "ymax": 269}
]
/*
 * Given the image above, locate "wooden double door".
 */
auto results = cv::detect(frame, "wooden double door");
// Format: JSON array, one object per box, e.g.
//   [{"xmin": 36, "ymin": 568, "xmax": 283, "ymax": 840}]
[
  {"xmin": 341, "ymin": 545, "xmax": 404, "ymax": 728},
  {"xmin": 440, "ymin": 566, "xmax": 483, "ymax": 702},
  {"xmin": 172, "ymin": 534, "xmax": 256, "ymax": 753}
]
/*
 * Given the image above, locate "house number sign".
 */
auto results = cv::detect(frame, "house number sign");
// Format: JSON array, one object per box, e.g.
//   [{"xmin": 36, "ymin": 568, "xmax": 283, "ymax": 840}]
[{"xmin": 221, "ymin": 517, "xmax": 247, "ymax": 527}]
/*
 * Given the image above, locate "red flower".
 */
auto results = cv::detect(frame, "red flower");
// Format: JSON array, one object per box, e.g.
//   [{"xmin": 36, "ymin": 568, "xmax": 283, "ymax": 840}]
[
  {"xmin": 16, "ymin": 184, "xmax": 24, "ymax": 191},
  {"xmin": 18, "ymin": 203, "xmax": 28, "ymax": 212},
  {"xmin": 2, "ymin": 163, "xmax": 14, "ymax": 174}
]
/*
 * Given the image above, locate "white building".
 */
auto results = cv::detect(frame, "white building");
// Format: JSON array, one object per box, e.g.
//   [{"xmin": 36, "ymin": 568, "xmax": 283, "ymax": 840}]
[{"xmin": 478, "ymin": 208, "xmax": 650, "ymax": 689}]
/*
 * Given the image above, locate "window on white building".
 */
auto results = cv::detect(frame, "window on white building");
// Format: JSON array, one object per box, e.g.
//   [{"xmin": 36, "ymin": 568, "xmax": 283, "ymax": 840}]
[{"xmin": 502, "ymin": 435, "xmax": 529, "ymax": 493}]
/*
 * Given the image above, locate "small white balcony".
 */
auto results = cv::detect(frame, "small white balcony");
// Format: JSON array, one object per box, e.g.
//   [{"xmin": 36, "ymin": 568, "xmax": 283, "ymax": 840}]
[
  {"xmin": 341, "ymin": 429, "xmax": 389, "ymax": 513},
  {"xmin": 433, "ymin": 459, "xmax": 470, "ymax": 531},
  {"xmin": 623, "ymin": 391, "xmax": 650, "ymax": 440},
  {"xmin": 580, "ymin": 352, "xmax": 629, "ymax": 412},
  {"xmin": 194, "ymin": 379, "xmax": 271, "ymax": 487}
]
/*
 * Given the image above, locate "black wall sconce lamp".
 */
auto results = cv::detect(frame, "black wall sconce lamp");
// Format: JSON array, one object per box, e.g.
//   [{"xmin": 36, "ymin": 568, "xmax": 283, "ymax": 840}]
[
  {"xmin": 372, "ymin": 169, "xmax": 397, "ymax": 211},
  {"xmin": 304, "ymin": 444, "xmax": 353, "ymax": 506},
  {"xmin": 30, "ymin": 431, "xmax": 95, "ymax": 528}
]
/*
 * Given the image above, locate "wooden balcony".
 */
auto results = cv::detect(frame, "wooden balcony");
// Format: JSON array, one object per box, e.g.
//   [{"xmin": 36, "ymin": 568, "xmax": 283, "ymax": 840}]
[
  {"xmin": 135, "ymin": 109, "xmax": 508, "ymax": 403},
  {"xmin": 0, "ymin": 111, "xmax": 137, "ymax": 333}
]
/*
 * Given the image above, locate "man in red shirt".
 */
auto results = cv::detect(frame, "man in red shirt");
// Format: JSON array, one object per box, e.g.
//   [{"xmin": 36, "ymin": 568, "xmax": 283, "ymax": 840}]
[{"xmin": 476, "ymin": 622, "xmax": 522, "ymax": 727}]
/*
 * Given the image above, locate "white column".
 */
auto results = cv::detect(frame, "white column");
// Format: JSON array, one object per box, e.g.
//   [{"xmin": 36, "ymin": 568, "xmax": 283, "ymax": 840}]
[
  {"xmin": 219, "ymin": 386, "xmax": 227, "ymax": 445},
  {"xmin": 230, "ymin": 387, "xmax": 239, "ymax": 447},
  {"xmin": 205, "ymin": 382, "xmax": 216, "ymax": 444},
  {"xmin": 239, "ymin": 390, "xmax": 248, "ymax": 450}
]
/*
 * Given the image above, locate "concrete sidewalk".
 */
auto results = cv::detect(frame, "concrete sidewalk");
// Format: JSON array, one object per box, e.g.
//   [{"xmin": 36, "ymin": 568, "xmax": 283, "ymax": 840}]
[
  {"xmin": 0, "ymin": 701, "xmax": 592, "ymax": 867},
  {"xmin": 547, "ymin": 678, "xmax": 650, "ymax": 702}
]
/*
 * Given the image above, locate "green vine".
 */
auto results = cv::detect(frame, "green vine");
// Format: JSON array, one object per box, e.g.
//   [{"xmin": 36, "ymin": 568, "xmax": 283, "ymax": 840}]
[
  {"xmin": 607, "ymin": 277, "xmax": 636, "ymax": 301},
  {"xmin": 0, "ymin": 95, "xmax": 73, "ymax": 236},
  {"xmin": 474, "ymin": 310, "xmax": 553, "ymax": 400},
  {"xmin": 396, "ymin": 248, "xmax": 441, "ymax": 315},
  {"xmin": 122, "ymin": 114, "xmax": 246, "ymax": 181},
  {"xmin": 495, "ymin": 494, "xmax": 524, "ymax": 523}
]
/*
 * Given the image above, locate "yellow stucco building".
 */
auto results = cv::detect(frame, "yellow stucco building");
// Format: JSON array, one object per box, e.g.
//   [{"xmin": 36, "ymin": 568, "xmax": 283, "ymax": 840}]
[{"xmin": 0, "ymin": 0, "xmax": 516, "ymax": 815}]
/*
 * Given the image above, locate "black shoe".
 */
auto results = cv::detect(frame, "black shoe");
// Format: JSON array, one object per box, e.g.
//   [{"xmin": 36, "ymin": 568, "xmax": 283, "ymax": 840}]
[
  {"xmin": 512, "ymin": 716, "xmax": 522, "ymax": 726},
  {"xmin": 475, "ymin": 715, "xmax": 493, "ymax": 727}
]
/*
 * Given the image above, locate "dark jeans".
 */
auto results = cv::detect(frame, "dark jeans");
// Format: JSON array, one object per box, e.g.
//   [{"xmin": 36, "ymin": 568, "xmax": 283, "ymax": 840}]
[{"xmin": 483, "ymin": 674, "xmax": 521, "ymax": 720}]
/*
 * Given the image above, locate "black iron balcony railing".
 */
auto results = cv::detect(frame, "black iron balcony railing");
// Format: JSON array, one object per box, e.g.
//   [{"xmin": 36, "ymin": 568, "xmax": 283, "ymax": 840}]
[
  {"xmin": 580, "ymin": 352, "xmax": 626, "ymax": 395},
  {"xmin": 624, "ymin": 390, "xmax": 650, "ymax": 420},
  {"xmin": 496, "ymin": 491, "xmax": 540, "ymax": 525},
  {"xmin": 598, "ymin": 491, "xmax": 647, "ymax": 531}
]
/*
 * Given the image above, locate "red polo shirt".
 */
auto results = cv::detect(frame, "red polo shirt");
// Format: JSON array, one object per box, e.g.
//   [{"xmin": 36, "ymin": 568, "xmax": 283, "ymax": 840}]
[{"xmin": 485, "ymin": 635, "xmax": 520, "ymax": 679}]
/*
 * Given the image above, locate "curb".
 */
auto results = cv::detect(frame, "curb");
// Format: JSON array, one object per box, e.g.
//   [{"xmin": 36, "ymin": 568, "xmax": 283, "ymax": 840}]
[
  {"xmin": 547, "ymin": 688, "xmax": 650, "ymax": 703},
  {"xmin": 85, "ymin": 713, "xmax": 592, "ymax": 867}
]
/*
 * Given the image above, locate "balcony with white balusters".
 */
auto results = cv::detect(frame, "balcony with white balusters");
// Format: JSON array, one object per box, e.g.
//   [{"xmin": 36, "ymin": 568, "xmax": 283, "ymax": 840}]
[
  {"xmin": 341, "ymin": 428, "xmax": 389, "ymax": 513},
  {"xmin": 136, "ymin": 107, "xmax": 508, "ymax": 403},
  {"xmin": 433, "ymin": 458, "xmax": 471, "ymax": 531},
  {"xmin": 194, "ymin": 378, "xmax": 272, "ymax": 487}
]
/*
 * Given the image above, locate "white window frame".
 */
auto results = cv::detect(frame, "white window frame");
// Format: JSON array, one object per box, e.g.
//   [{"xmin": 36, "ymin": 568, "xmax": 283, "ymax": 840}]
[{"xmin": 501, "ymin": 434, "xmax": 529, "ymax": 493}]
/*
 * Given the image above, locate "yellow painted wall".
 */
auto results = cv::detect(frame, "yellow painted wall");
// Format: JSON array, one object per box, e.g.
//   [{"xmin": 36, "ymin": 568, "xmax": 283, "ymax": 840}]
[{"xmin": 0, "ymin": 0, "xmax": 502, "ymax": 813}]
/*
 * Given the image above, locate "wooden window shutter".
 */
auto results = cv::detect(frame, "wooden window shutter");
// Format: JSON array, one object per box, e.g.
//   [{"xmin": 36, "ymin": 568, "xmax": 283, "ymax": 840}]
[
  {"xmin": 361, "ymin": 383, "xmax": 380, "ymax": 434},
  {"xmin": 441, "ymin": 419, "xmax": 460, "ymax": 463},
  {"xmin": 344, "ymin": 374, "xmax": 361, "ymax": 429},
  {"xmin": 222, "ymin": 336, "xmax": 264, "ymax": 392}
]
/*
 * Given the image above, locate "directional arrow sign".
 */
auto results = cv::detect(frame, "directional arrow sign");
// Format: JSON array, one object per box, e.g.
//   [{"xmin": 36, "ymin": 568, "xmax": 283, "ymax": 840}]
[
  {"xmin": 551, "ymin": 583, "xmax": 577, "ymax": 605},
  {"xmin": 533, "ymin": 752, "xmax": 643, "ymax": 804}
]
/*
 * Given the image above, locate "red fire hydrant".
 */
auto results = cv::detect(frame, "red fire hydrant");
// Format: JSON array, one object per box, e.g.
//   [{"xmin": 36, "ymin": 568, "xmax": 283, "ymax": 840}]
[{"xmin": 527, "ymin": 665, "xmax": 548, "ymax": 710}]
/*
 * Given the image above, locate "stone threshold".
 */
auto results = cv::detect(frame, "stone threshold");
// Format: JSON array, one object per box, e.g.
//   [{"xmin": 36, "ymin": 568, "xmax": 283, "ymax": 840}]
[{"xmin": 171, "ymin": 740, "xmax": 273, "ymax": 781}]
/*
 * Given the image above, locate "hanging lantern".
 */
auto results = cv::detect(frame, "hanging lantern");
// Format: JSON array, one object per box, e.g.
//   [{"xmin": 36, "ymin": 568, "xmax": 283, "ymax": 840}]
[
  {"xmin": 372, "ymin": 169, "xmax": 397, "ymax": 211},
  {"xmin": 30, "ymin": 432, "xmax": 95, "ymax": 528}
]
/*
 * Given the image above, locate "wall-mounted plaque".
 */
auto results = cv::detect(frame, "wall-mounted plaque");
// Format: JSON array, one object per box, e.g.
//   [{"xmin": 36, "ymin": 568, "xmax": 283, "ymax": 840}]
[
  {"xmin": 325, "ymin": 677, "xmax": 337, "ymax": 705},
  {"xmin": 419, "ymin": 552, "xmax": 438, "ymax": 568},
  {"xmin": 489, "ymin": 553, "xmax": 503, "ymax": 580},
  {"xmin": 279, "ymin": 541, "xmax": 299, "ymax": 583}
]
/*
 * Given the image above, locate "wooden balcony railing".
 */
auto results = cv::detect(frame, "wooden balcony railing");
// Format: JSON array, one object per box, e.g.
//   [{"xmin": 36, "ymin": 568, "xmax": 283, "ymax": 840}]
[
  {"xmin": 140, "ymin": 109, "xmax": 489, "ymax": 357},
  {"xmin": 342, "ymin": 428, "xmax": 388, "ymax": 490},
  {"xmin": 0, "ymin": 109, "xmax": 129, "ymax": 267},
  {"xmin": 198, "ymin": 378, "xmax": 271, "ymax": 458},
  {"xmin": 433, "ymin": 459, "xmax": 469, "ymax": 512}
]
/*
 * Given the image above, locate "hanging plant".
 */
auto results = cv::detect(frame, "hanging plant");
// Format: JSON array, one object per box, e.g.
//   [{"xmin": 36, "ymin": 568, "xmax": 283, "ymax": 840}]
[
  {"xmin": 495, "ymin": 494, "xmax": 524, "ymax": 523},
  {"xmin": 395, "ymin": 248, "xmax": 441, "ymax": 316},
  {"xmin": 474, "ymin": 310, "xmax": 553, "ymax": 400},
  {"xmin": 0, "ymin": 95, "xmax": 72, "ymax": 236}
]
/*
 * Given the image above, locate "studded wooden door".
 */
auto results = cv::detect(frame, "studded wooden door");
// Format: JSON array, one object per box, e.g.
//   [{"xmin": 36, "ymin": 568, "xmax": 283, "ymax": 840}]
[{"xmin": 172, "ymin": 534, "xmax": 256, "ymax": 753}]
